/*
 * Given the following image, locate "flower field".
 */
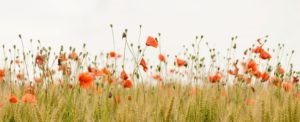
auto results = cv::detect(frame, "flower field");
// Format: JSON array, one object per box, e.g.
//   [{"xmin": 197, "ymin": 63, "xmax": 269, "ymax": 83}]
[{"xmin": 0, "ymin": 26, "xmax": 300, "ymax": 121}]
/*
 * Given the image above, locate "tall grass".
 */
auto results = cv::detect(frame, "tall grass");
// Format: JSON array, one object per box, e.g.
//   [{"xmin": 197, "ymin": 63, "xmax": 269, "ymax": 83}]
[{"xmin": 0, "ymin": 26, "xmax": 299, "ymax": 121}]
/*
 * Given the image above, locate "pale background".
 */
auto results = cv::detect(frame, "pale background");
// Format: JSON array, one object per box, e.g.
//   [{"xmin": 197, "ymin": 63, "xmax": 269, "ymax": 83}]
[{"xmin": 0, "ymin": 0, "xmax": 300, "ymax": 70}]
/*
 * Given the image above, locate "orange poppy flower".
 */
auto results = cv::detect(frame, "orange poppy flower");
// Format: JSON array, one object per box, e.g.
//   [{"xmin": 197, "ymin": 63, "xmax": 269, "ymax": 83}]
[
  {"xmin": 34, "ymin": 77, "xmax": 43, "ymax": 84},
  {"xmin": 123, "ymin": 80, "xmax": 133, "ymax": 88},
  {"xmin": 277, "ymin": 67, "xmax": 285, "ymax": 75},
  {"xmin": 252, "ymin": 46, "xmax": 264, "ymax": 53},
  {"xmin": 244, "ymin": 98, "xmax": 255, "ymax": 105},
  {"xmin": 209, "ymin": 72, "xmax": 221, "ymax": 83},
  {"xmin": 22, "ymin": 93, "xmax": 36, "ymax": 104},
  {"xmin": 139, "ymin": 58, "xmax": 148, "ymax": 72},
  {"xmin": 101, "ymin": 68, "xmax": 111, "ymax": 75},
  {"xmin": 59, "ymin": 54, "xmax": 68, "ymax": 62},
  {"xmin": 116, "ymin": 96, "xmax": 121, "ymax": 103},
  {"xmin": 152, "ymin": 74, "xmax": 162, "ymax": 81},
  {"xmin": 247, "ymin": 60, "xmax": 258, "ymax": 73},
  {"xmin": 158, "ymin": 54, "xmax": 166, "ymax": 62},
  {"xmin": 261, "ymin": 72, "xmax": 270, "ymax": 81},
  {"xmin": 259, "ymin": 50, "xmax": 271, "ymax": 60},
  {"xmin": 282, "ymin": 82, "xmax": 293, "ymax": 92},
  {"xmin": 270, "ymin": 76, "xmax": 281, "ymax": 88},
  {"xmin": 0, "ymin": 102, "xmax": 3, "ymax": 108},
  {"xmin": 109, "ymin": 51, "xmax": 117, "ymax": 58},
  {"xmin": 9, "ymin": 95, "xmax": 18, "ymax": 104},
  {"xmin": 79, "ymin": 72, "xmax": 94, "ymax": 88},
  {"xmin": 68, "ymin": 52, "xmax": 78, "ymax": 60},
  {"xmin": 0, "ymin": 69, "xmax": 4, "ymax": 81},
  {"xmin": 146, "ymin": 36, "xmax": 158, "ymax": 48},
  {"xmin": 254, "ymin": 71, "xmax": 262, "ymax": 78},
  {"xmin": 176, "ymin": 58, "xmax": 186, "ymax": 67},
  {"xmin": 120, "ymin": 70, "xmax": 128, "ymax": 80},
  {"xmin": 228, "ymin": 64, "xmax": 239, "ymax": 75}
]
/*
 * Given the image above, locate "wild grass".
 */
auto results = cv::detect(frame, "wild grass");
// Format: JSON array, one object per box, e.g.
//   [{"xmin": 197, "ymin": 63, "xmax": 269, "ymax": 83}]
[{"xmin": 0, "ymin": 25, "xmax": 300, "ymax": 121}]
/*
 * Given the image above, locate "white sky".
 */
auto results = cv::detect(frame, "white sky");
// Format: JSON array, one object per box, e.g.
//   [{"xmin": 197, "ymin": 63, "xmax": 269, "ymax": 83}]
[{"xmin": 0, "ymin": 0, "xmax": 300, "ymax": 69}]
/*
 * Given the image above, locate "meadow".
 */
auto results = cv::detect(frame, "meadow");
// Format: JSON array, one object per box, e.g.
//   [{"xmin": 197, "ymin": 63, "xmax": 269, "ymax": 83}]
[{"xmin": 0, "ymin": 25, "xmax": 300, "ymax": 122}]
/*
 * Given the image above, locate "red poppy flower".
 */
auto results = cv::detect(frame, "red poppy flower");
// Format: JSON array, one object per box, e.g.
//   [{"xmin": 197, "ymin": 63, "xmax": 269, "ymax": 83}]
[
  {"xmin": 123, "ymin": 80, "xmax": 133, "ymax": 88},
  {"xmin": 247, "ymin": 60, "xmax": 258, "ymax": 73},
  {"xmin": 245, "ymin": 98, "xmax": 255, "ymax": 105},
  {"xmin": 270, "ymin": 76, "xmax": 281, "ymax": 88},
  {"xmin": 158, "ymin": 54, "xmax": 166, "ymax": 62},
  {"xmin": 139, "ymin": 58, "xmax": 148, "ymax": 72},
  {"xmin": 252, "ymin": 46, "xmax": 263, "ymax": 53},
  {"xmin": 69, "ymin": 52, "xmax": 78, "ymax": 60},
  {"xmin": 176, "ymin": 58, "xmax": 186, "ymax": 67},
  {"xmin": 22, "ymin": 93, "xmax": 36, "ymax": 104},
  {"xmin": 277, "ymin": 67, "xmax": 285, "ymax": 75},
  {"xmin": 9, "ymin": 95, "xmax": 18, "ymax": 104},
  {"xmin": 209, "ymin": 72, "xmax": 221, "ymax": 83},
  {"xmin": 79, "ymin": 72, "xmax": 94, "ymax": 88},
  {"xmin": 228, "ymin": 64, "xmax": 239, "ymax": 75},
  {"xmin": 109, "ymin": 51, "xmax": 117, "ymax": 58},
  {"xmin": 34, "ymin": 77, "xmax": 43, "ymax": 84},
  {"xmin": 152, "ymin": 74, "xmax": 162, "ymax": 81},
  {"xmin": 116, "ymin": 96, "xmax": 121, "ymax": 103},
  {"xmin": 0, "ymin": 69, "xmax": 4, "ymax": 81},
  {"xmin": 261, "ymin": 72, "xmax": 270, "ymax": 81},
  {"xmin": 282, "ymin": 82, "xmax": 293, "ymax": 92},
  {"xmin": 146, "ymin": 36, "xmax": 158, "ymax": 48},
  {"xmin": 120, "ymin": 70, "xmax": 128, "ymax": 80},
  {"xmin": 259, "ymin": 50, "xmax": 271, "ymax": 60}
]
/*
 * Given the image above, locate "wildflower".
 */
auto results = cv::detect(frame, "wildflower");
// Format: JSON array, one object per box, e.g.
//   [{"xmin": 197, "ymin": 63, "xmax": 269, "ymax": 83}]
[
  {"xmin": 252, "ymin": 46, "xmax": 263, "ymax": 53},
  {"xmin": 68, "ymin": 52, "xmax": 78, "ymax": 60},
  {"xmin": 139, "ymin": 58, "xmax": 148, "ymax": 72},
  {"xmin": 101, "ymin": 68, "xmax": 111, "ymax": 75},
  {"xmin": 259, "ymin": 50, "xmax": 271, "ymax": 60},
  {"xmin": 146, "ymin": 36, "xmax": 158, "ymax": 48},
  {"xmin": 116, "ymin": 96, "xmax": 121, "ymax": 103},
  {"xmin": 282, "ymin": 82, "xmax": 293, "ymax": 92},
  {"xmin": 245, "ymin": 98, "xmax": 255, "ymax": 105},
  {"xmin": 22, "ymin": 93, "xmax": 36, "ymax": 104},
  {"xmin": 79, "ymin": 72, "xmax": 94, "ymax": 88},
  {"xmin": 228, "ymin": 64, "xmax": 239, "ymax": 75},
  {"xmin": 261, "ymin": 72, "xmax": 270, "ymax": 81},
  {"xmin": 176, "ymin": 58, "xmax": 186, "ymax": 67},
  {"xmin": 0, "ymin": 69, "xmax": 4, "ymax": 81},
  {"xmin": 247, "ymin": 60, "xmax": 258, "ymax": 73},
  {"xmin": 9, "ymin": 95, "xmax": 18, "ymax": 104},
  {"xmin": 152, "ymin": 74, "xmax": 162, "ymax": 81},
  {"xmin": 123, "ymin": 80, "xmax": 133, "ymax": 89},
  {"xmin": 158, "ymin": 54, "xmax": 166, "ymax": 62},
  {"xmin": 34, "ymin": 77, "xmax": 43, "ymax": 84},
  {"xmin": 276, "ymin": 67, "xmax": 285, "ymax": 75},
  {"xmin": 0, "ymin": 102, "xmax": 3, "ymax": 108},
  {"xmin": 109, "ymin": 51, "xmax": 117, "ymax": 58},
  {"xmin": 209, "ymin": 72, "xmax": 221, "ymax": 83},
  {"xmin": 120, "ymin": 70, "xmax": 128, "ymax": 80},
  {"xmin": 270, "ymin": 76, "xmax": 281, "ymax": 88}
]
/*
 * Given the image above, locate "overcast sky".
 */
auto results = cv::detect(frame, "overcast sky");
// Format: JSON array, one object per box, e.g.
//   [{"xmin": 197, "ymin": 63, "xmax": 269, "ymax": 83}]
[{"xmin": 0, "ymin": 0, "xmax": 300, "ymax": 69}]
